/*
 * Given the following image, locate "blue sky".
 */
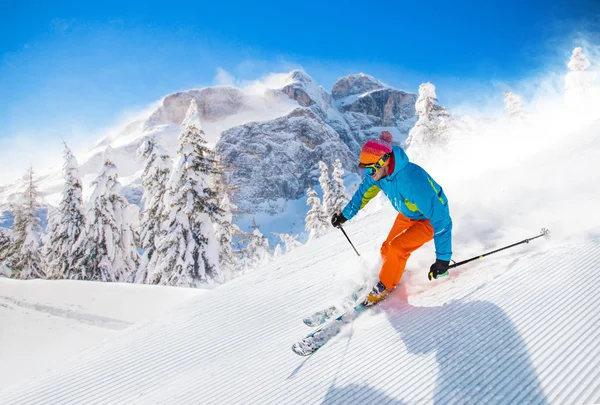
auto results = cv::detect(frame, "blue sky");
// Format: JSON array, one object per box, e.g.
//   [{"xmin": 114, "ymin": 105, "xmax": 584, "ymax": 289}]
[{"xmin": 0, "ymin": 0, "xmax": 599, "ymax": 183}]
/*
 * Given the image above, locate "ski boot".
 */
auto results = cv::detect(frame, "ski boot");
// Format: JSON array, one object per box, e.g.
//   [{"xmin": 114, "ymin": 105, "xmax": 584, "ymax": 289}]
[{"xmin": 363, "ymin": 280, "xmax": 390, "ymax": 307}]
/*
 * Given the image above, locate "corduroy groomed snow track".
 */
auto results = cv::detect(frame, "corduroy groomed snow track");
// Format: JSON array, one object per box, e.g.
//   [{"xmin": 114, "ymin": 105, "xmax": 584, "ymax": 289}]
[{"xmin": 1, "ymin": 235, "xmax": 599, "ymax": 404}]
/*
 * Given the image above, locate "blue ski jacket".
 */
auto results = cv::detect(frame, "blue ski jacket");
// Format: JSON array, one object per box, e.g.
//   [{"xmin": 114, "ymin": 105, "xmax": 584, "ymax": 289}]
[{"xmin": 342, "ymin": 146, "xmax": 453, "ymax": 261}]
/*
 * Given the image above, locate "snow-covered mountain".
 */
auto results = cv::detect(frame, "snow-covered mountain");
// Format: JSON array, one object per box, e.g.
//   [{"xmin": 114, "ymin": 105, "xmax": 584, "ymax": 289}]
[{"xmin": 0, "ymin": 70, "xmax": 417, "ymax": 231}]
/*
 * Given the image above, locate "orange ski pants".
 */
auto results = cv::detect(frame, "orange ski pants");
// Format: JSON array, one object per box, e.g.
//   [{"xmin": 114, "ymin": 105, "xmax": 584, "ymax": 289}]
[{"xmin": 379, "ymin": 213, "xmax": 434, "ymax": 290}]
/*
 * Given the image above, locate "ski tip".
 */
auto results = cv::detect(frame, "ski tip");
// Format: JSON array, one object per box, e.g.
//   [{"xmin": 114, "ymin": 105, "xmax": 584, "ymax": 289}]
[{"xmin": 292, "ymin": 343, "xmax": 313, "ymax": 356}]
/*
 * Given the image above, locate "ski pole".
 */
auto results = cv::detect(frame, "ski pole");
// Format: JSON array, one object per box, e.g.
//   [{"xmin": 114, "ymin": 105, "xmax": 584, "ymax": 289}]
[
  {"xmin": 448, "ymin": 228, "xmax": 550, "ymax": 269},
  {"xmin": 339, "ymin": 225, "xmax": 361, "ymax": 257}
]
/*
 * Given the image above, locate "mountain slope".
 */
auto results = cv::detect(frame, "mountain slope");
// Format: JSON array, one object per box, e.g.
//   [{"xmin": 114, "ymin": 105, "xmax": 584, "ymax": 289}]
[{"xmin": 0, "ymin": 207, "xmax": 598, "ymax": 404}]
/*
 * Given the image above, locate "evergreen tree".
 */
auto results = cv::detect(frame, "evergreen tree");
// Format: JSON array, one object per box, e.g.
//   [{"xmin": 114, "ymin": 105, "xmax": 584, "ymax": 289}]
[
  {"xmin": 405, "ymin": 82, "xmax": 452, "ymax": 153},
  {"xmin": 0, "ymin": 228, "xmax": 11, "ymax": 277},
  {"xmin": 305, "ymin": 185, "xmax": 329, "ymax": 241},
  {"xmin": 153, "ymin": 100, "xmax": 222, "ymax": 287},
  {"xmin": 244, "ymin": 224, "xmax": 270, "ymax": 271},
  {"xmin": 211, "ymin": 157, "xmax": 239, "ymax": 282},
  {"xmin": 272, "ymin": 243, "xmax": 283, "ymax": 259},
  {"xmin": 504, "ymin": 92, "xmax": 526, "ymax": 120},
  {"xmin": 43, "ymin": 143, "xmax": 86, "ymax": 279},
  {"xmin": 6, "ymin": 169, "xmax": 45, "ymax": 279},
  {"xmin": 42, "ymin": 206, "xmax": 59, "ymax": 278},
  {"xmin": 122, "ymin": 204, "xmax": 141, "ymax": 283},
  {"xmin": 72, "ymin": 147, "xmax": 139, "ymax": 282},
  {"xmin": 568, "ymin": 47, "xmax": 591, "ymax": 71},
  {"xmin": 565, "ymin": 47, "xmax": 596, "ymax": 102},
  {"xmin": 0, "ymin": 228, "xmax": 11, "ymax": 262},
  {"xmin": 318, "ymin": 161, "xmax": 332, "ymax": 217},
  {"xmin": 135, "ymin": 138, "xmax": 172, "ymax": 283},
  {"xmin": 328, "ymin": 159, "xmax": 350, "ymax": 216},
  {"xmin": 274, "ymin": 232, "xmax": 302, "ymax": 255},
  {"xmin": 213, "ymin": 193, "xmax": 240, "ymax": 282}
]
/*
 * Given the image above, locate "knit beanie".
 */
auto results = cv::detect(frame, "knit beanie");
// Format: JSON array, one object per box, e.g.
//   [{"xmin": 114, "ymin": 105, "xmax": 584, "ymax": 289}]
[{"xmin": 359, "ymin": 131, "xmax": 393, "ymax": 165}]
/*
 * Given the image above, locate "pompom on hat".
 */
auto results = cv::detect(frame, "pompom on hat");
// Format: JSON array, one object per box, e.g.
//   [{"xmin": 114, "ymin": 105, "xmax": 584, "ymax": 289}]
[{"xmin": 359, "ymin": 130, "xmax": 393, "ymax": 165}]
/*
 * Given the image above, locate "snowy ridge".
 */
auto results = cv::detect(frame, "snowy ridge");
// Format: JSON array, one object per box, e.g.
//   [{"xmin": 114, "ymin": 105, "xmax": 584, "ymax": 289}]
[{"xmin": 0, "ymin": 219, "xmax": 598, "ymax": 404}]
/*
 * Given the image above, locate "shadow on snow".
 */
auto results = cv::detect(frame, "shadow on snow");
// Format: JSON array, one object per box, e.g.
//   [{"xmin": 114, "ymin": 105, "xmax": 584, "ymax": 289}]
[{"xmin": 318, "ymin": 281, "xmax": 547, "ymax": 404}]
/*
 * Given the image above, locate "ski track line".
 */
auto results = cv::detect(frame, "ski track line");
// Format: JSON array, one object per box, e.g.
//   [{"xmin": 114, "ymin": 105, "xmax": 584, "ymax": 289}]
[
  {"xmin": 567, "ymin": 351, "xmax": 600, "ymax": 405},
  {"xmin": 547, "ymin": 329, "xmax": 600, "ymax": 404},
  {"xmin": 0, "ymin": 296, "xmax": 134, "ymax": 330},
  {"xmin": 1, "ymin": 240, "xmax": 598, "ymax": 404}
]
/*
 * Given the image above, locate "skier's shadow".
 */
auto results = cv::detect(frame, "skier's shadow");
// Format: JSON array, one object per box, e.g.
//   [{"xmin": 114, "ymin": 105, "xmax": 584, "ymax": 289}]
[
  {"xmin": 382, "ymin": 283, "xmax": 548, "ymax": 405},
  {"xmin": 322, "ymin": 383, "xmax": 406, "ymax": 404}
]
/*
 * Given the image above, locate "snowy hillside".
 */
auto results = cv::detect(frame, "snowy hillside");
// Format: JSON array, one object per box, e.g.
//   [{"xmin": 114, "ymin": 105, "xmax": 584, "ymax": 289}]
[
  {"xmin": 0, "ymin": 279, "xmax": 204, "ymax": 389},
  {"xmin": 1, "ymin": 103, "xmax": 599, "ymax": 404}
]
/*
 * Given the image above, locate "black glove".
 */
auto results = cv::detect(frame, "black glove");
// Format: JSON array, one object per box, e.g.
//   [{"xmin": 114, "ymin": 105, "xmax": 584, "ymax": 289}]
[
  {"xmin": 428, "ymin": 259, "xmax": 450, "ymax": 281},
  {"xmin": 331, "ymin": 213, "xmax": 347, "ymax": 228}
]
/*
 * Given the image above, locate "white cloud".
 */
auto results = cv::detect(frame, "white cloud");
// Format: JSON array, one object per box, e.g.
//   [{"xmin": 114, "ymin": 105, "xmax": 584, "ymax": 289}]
[
  {"xmin": 239, "ymin": 72, "xmax": 291, "ymax": 95},
  {"xmin": 214, "ymin": 68, "xmax": 236, "ymax": 86}
]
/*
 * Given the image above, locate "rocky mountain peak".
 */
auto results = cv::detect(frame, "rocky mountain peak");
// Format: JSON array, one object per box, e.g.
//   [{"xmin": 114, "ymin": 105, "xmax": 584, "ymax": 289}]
[
  {"xmin": 286, "ymin": 69, "xmax": 316, "ymax": 85},
  {"xmin": 145, "ymin": 86, "xmax": 247, "ymax": 128},
  {"xmin": 280, "ymin": 69, "xmax": 332, "ymax": 109},
  {"xmin": 331, "ymin": 73, "xmax": 386, "ymax": 101}
]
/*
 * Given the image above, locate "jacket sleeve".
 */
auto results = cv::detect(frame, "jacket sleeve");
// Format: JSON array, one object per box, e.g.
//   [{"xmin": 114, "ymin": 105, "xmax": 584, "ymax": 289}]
[
  {"xmin": 410, "ymin": 170, "xmax": 453, "ymax": 261},
  {"xmin": 341, "ymin": 176, "xmax": 381, "ymax": 220}
]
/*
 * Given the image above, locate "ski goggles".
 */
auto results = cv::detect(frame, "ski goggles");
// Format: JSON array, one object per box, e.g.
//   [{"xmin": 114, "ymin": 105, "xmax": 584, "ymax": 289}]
[{"xmin": 359, "ymin": 153, "xmax": 390, "ymax": 177}]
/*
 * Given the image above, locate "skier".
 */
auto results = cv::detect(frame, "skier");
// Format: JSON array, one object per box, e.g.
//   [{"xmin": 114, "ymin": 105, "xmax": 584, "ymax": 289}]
[{"xmin": 331, "ymin": 131, "xmax": 452, "ymax": 306}]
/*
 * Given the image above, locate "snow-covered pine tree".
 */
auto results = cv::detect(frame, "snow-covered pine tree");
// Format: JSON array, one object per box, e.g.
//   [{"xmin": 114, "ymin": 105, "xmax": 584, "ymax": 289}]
[
  {"xmin": 273, "ymin": 243, "xmax": 283, "ymax": 259},
  {"xmin": 42, "ymin": 206, "xmax": 59, "ymax": 278},
  {"xmin": 214, "ymin": 193, "xmax": 240, "ymax": 282},
  {"xmin": 305, "ymin": 185, "xmax": 329, "ymax": 241},
  {"xmin": 504, "ymin": 92, "xmax": 526, "ymax": 120},
  {"xmin": 0, "ymin": 228, "xmax": 13, "ymax": 276},
  {"xmin": 9, "ymin": 168, "xmax": 45, "ymax": 279},
  {"xmin": 328, "ymin": 159, "xmax": 349, "ymax": 216},
  {"xmin": 0, "ymin": 228, "xmax": 11, "ymax": 261},
  {"xmin": 211, "ymin": 157, "xmax": 240, "ymax": 282},
  {"xmin": 72, "ymin": 147, "xmax": 139, "ymax": 282},
  {"xmin": 122, "ymin": 204, "xmax": 141, "ymax": 283},
  {"xmin": 318, "ymin": 161, "xmax": 332, "ymax": 218},
  {"xmin": 244, "ymin": 222, "xmax": 270, "ymax": 271},
  {"xmin": 565, "ymin": 47, "xmax": 596, "ymax": 102},
  {"xmin": 135, "ymin": 138, "xmax": 172, "ymax": 284},
  {"xmin": 153, "ymin": 99, "xmax": 222, "ymax": 287},
  {"xmin": 1, "ymin": 206, "xmax": 22, "ymax": 275},
  {"xmin": 405, "ymin": 82, "xmax": 452, "ymax": 155},
  {"xmin": 43, "ymin": 143, "xmax": 86, "ymax": 279},
  {"xmin": 568, "ymin": 47, "xmax": 591, "ymax": 71},
  {"xmin": 274, "ymin": 232, "xmax": 303, "ymax": 255}
]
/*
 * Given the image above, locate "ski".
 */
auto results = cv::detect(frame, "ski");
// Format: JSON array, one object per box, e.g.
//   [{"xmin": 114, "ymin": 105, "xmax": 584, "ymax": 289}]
[
  {"xmin": 302, "ymin": 286, "xmax": 368, "ymax": 327},
  {"xmin": 292, "ymin": 303, "xmax": 369, "ymax": 356}
]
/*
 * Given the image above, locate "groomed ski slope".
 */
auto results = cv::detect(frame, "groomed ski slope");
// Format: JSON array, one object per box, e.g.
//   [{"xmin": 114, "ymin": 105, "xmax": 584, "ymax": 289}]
[
  {"xmin": 0, "ymin": 221, "xmax": 598, "ymax": 404},
  {"xmin": 1, "ymin": 117, "xmax": 600, "ymax": 403}
]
